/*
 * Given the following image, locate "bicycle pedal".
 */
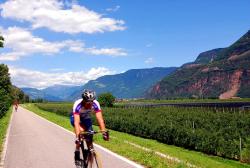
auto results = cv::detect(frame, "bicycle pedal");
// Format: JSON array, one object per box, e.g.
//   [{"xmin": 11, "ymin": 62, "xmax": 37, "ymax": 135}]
[
  {"xmin": 75, "ymin": 160, "xmax": 83, "ymax": 167},
  {"xmin": 89, "ymin": 148, "xmax": 95, "ymax": 152}
]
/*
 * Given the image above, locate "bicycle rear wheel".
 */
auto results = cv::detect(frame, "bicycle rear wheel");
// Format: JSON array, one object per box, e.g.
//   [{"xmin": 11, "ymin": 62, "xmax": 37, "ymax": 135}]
[{"xmin": 87, "ymin": 151, "xmax": 102, "ymax": 168}]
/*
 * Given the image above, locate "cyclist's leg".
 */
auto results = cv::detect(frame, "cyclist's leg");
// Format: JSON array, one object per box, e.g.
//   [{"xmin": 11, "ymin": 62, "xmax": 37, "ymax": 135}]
[
  {"xmin": 70, "ymin": 113, "xmax": 84, "ymax": 150},
  {"xmin": 70, "ymin": 113, "xmax": 85, "ymax": 166},
  {"xmin": 80, "ymin": 118, "xmax": 94, "ymax": 167},
  {"xmin": 81, "ymin": 118, "xmax": 94, "ymax": 149}
]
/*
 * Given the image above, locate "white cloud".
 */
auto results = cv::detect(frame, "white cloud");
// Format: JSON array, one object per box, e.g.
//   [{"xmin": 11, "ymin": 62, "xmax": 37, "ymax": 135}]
[
  {"xmin": 0, "ymin": 26, "xmax": 127, "ymax": 61},
  {"xmin": 4, "ymin": 27, "xmax": 65, "ymax": 53},
  {"xmin": 0, "ymin": 27, "xmax": 81, "ymax": 60},
  {"xmin": 9, "ymin": 66, "xmax": 115, "ymax": 89},
  {"xmin": 145, "ymin": 57, "xmax": 154, "ymax": 64},
  {"xmin": 85, "ymin": 47, "xmax": 127, "ymax": 57},
  {"xmin": 106, "ymin": 5, "xmax": 120, "ymax": 12},
  {"xmin": 65, "ymin": 43, "xmax": 128, "ymax": 57},
  {"xmin": 64, "ymin": 40, "xmax": 85, "ymax": 52},
  {"xmin": 0, "ymin": 52, "xmax": 25, "ymax": 61},
  {"xmin": 0, "ymin": 0, "xmax": 126, "ymax": 34}
]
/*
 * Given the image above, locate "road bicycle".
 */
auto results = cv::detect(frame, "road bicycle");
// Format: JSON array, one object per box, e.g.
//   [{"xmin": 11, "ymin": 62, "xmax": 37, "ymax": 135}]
[{"xmin": 76, "ymin": 131, "xmax": 103, "ymax": 168}]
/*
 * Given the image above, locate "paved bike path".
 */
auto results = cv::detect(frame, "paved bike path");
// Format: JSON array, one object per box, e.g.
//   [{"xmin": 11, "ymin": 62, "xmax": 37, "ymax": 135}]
[{"xmin": 3, "ymin": 107, "xmax": 144, "ymax": 168}]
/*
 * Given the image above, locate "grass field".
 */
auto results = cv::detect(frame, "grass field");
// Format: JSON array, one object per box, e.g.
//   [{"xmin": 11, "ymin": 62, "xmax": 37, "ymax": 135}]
[
  {"xmin": 22, "ymin": 103, "xmax": 250, "ymax": 168},
  {"xmin": 0, "ymin": 107, "xmax": 12, "ymax": 159}
]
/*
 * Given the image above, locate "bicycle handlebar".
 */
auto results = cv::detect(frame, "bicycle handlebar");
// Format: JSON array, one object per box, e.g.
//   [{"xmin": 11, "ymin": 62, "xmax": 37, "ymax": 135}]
[{"xmin": 80, "ymin": 130, "xmax": 107, "ymax": 135}]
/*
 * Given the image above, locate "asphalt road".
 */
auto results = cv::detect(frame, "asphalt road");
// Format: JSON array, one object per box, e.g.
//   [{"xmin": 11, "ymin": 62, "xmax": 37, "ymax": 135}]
[{"xmin": 3, "ymin": 107, "xmax": 143, "ymax": 168}]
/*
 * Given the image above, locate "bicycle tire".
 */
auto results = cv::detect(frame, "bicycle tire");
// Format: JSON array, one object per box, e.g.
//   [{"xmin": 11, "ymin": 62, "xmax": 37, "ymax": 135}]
[
  {"xmin": 87, "ymin": 151, "xmax": 102, "ymax": 168},
  {"xmin": 82, "ymin": 149, "xmax": 89, "ymax": 168},
  {"xmin": 78, "ymin": 141, "xmax": 88, "ymax": 168}
]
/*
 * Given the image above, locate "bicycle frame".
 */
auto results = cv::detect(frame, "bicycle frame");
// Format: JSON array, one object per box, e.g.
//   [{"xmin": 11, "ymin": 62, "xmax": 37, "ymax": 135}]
[{"xmin": 78, "ymin": 131, "xmax": 102, "ymax": 168}]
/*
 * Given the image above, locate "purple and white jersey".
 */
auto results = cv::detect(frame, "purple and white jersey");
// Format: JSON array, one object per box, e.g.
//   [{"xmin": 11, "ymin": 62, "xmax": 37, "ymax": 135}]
[{"xmin": 72, "ymin": 99, "xmax": 101, "ymax": 119}]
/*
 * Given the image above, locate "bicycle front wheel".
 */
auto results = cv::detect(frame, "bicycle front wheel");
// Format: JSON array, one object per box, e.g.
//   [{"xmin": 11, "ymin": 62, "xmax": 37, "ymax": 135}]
[{"xmin": 87, "ymin": 151, "xmax": 102, "ymax": 168}]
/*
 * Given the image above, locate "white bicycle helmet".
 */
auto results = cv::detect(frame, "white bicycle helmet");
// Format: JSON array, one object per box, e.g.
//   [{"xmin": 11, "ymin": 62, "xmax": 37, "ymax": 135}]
[{"xmin": 82, "ymin": 89, "xmax": 96, "ymax": 102}]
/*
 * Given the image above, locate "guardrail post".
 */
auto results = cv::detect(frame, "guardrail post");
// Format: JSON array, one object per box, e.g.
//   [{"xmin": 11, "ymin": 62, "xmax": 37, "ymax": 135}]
[{"xmin": 240, "ymin": 136, "xmax": 242, "ymax": 161}]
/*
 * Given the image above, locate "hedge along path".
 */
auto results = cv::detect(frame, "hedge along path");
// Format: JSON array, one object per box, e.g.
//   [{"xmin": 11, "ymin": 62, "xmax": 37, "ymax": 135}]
[
  {"xmin": 110, "ymin": 135, "xmax": 199, "ymax": 168},
  {"xmin": 101, "ymin": 106, "xmax": 250, "ymax": 160}
]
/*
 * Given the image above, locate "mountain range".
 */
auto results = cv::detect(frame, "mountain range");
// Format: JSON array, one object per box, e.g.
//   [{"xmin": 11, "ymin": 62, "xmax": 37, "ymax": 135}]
[
  {"xmin": 147, "ymin": 30, "xmax": 250, "ymax": 99},
  {"xmin": 21, "ymin": 67, "xmax": 177, "ymax": 101},
  {"xmin": 21, "ymin": 85, "xmax": 82, "ymax": 101}
]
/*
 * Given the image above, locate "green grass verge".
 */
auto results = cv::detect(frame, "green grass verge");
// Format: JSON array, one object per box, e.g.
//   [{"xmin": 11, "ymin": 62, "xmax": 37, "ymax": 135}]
[
  {"xmin": 0, "ymin": 107, "xmax": 12, "ymax": 157},
  {"xmin": 22, "ymin": 103, "xmax": 250, "ymax": 168}
]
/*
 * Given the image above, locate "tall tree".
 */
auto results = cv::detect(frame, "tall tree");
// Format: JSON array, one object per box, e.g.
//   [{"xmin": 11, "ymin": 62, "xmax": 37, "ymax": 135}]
[
  {"xmin": 11, "ymin": 85, "xmax": 30, "ymax": 103},
  {"xmin": 0, "ymin": 35, "xmax": 4, "ymax": 48},
  {"xmin": 97, "ymin": 92, "xmax": 115, "ymax": 107},
  {"xmin": 0, "ymin": 64, "xmax": 12, "ymax": 117}
]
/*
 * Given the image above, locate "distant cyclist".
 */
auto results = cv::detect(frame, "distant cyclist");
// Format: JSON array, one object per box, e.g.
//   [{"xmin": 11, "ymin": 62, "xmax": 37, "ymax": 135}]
[
  {"xmin": 70, "ymin": 89, "xmax": 109, "ymax": 164},
  {"xmin": 13, "ymin": 100, "xmax": 19, "ymax": 112}
]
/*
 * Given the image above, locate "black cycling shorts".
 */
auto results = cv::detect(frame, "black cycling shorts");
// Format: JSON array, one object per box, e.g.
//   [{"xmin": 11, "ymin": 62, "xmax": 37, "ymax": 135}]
[{"xmin": 70, "ymin": 113, "xmax": 93, "ymax": 132}]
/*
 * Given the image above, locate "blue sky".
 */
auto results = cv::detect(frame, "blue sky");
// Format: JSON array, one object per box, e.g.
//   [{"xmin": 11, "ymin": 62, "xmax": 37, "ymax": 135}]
[{"xmin": 0, "ymin": 0, "xmax": 250, "ymax": 88}]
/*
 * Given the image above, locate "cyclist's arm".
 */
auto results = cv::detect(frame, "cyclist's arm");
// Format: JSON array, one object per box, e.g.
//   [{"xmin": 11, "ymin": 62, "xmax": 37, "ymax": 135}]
[
  {"xmin": 74, "ymin": 114, "xmax": 81, "ymax": 138},
  {"xmin": 93, "ymin": 100, "xmax": 106, "ymax": 132},
  {"xmin": 95, "ymin": 112, "xmax": 106, "ymax": 132}
]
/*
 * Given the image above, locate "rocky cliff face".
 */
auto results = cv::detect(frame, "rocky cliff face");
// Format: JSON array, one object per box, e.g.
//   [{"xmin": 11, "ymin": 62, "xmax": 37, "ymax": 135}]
[
  {"xmin": 147, "ymin": 30, "xmax": 250, "ymax": 99},
  {"xmin": 219, "ymin": 70, "xmax": 243, "ymax": 99}
]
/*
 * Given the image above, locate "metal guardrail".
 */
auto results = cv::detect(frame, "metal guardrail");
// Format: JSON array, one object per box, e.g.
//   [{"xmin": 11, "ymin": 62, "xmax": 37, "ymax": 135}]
[{"xmin": 239, "ymin": 106, "xmax": 250, "ymax": 111}]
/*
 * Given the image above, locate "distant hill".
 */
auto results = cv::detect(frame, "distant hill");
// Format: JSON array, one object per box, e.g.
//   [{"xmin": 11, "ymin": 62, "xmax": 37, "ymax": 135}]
[
  {"xmin": 147, "ymin": 30, "xmax": 250, "ymax": 99},
  {"xmin": 43, "ymin": 85, "xmax": 82, "ymax": 100},
  {"xmin": 21, "ymin": 88, "xmax": 44, "ymax": 99},
  {"xmin": 22, "ymin": 67, "xmax": 177, "ymax": 101},
  {"xmin": 22, "ymin": 85, "xmax": 81, "ymax": 101},
  {"xmin": 70, "ymin": 67, "xmax": 177, "ymax": 100}
]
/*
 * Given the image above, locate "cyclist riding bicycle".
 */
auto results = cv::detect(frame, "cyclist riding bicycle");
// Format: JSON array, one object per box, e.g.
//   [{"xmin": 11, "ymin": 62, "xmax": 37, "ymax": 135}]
[
  {"xmin": 70, "ymin": 89, "xmax": 109, "ymax": 164},
  {"xmin": 13, "ymin": 100, "xmax": 19, "ymax": 112}
]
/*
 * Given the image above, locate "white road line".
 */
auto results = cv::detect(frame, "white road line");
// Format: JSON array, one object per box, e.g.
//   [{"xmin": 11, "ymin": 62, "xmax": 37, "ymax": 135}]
[
  {"xmin": 0, "ymin": 108, "xmax": 14, "ymax": 168},
  {"xmin": 94, "ymin": 143, "xmax": 144, "ymax": 168},
  {"xmin": 23, "ymin": 107, "xmax": 144, "ymax": 168},
  {"xmin": 124, "ymin": 141, "xmax": 199, "ymax": 168}
]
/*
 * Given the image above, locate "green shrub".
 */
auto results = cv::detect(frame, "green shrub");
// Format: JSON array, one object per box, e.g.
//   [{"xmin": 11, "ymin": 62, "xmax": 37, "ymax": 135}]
[
  {"xmin": 241, "ymin": 138, "xmax": 250, "ymax": 163},
  {"xmin": 97, "ymin": 92, "xmax": 115, "ymax": 107}
]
